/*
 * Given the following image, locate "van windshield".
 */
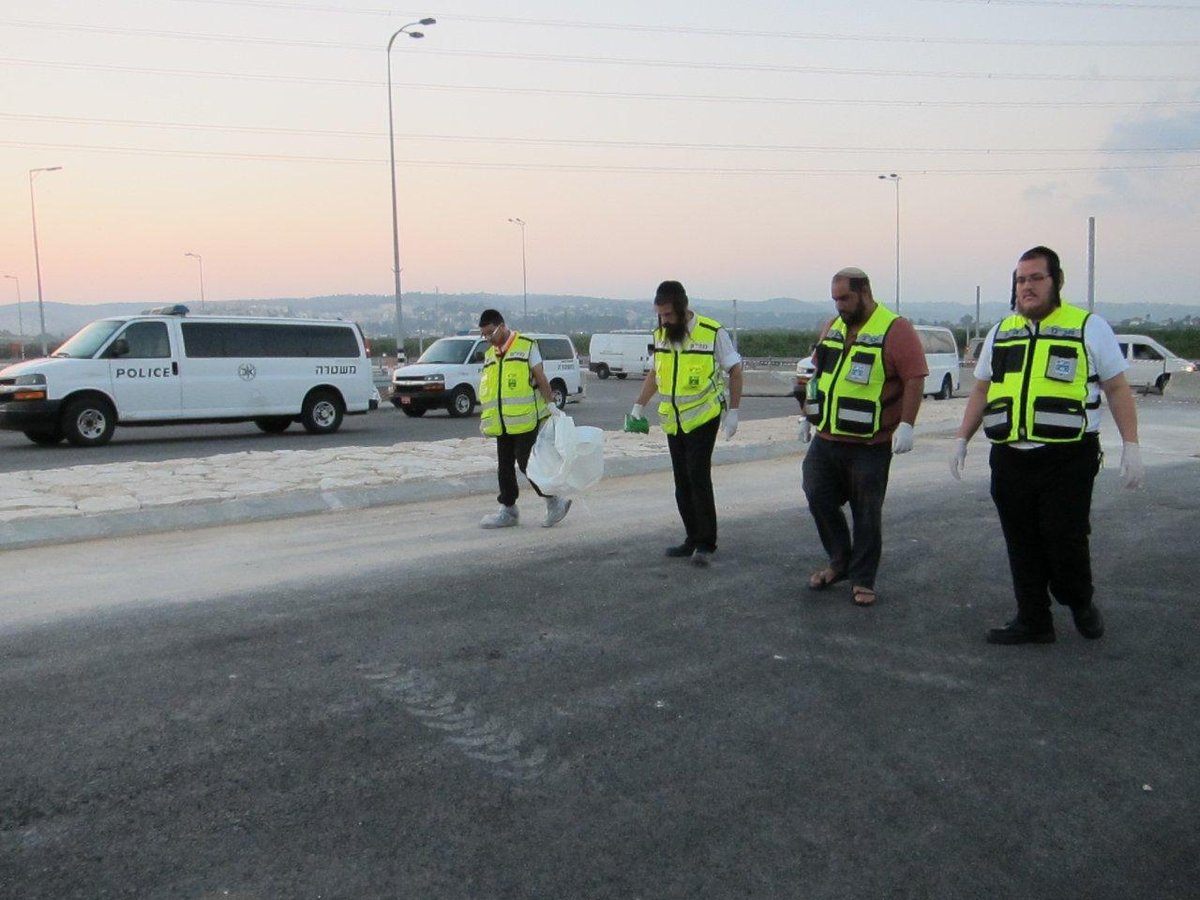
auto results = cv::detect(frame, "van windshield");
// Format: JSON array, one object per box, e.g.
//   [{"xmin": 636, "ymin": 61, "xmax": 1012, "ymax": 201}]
[
  {"xmin": 418, "ymin": 338, "xmax": 476, "ymax": 365},
  {"xmin": 51, "ymin": 320, "xmax": 126, "ymax": 358}
]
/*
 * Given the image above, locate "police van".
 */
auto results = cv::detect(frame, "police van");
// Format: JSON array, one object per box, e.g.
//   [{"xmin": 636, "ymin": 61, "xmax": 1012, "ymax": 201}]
[
  {"xmin": 391, "ymin": 332, "xmax": 584, "ymax": 417},
  {"xmin": 0, "ymin": 306, "xmax": 379, "ymax": 447}
]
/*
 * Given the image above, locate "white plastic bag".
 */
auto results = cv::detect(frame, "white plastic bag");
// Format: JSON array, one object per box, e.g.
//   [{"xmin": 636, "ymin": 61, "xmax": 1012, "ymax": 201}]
[{"xmin": 526, "ymin": 415, "xmax": 605, "ymax": 497}]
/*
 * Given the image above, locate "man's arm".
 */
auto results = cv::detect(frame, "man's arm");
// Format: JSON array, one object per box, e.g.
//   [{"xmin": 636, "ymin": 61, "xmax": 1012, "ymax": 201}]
[
  {"xmin": 635, "ymin": 370, "xmax": 658, "ymax": 408},
  {"xmin": 530, "ymin": 363, "xmax": 557, "ymax": 408},
  {"xmin": 899, "ymin": 375, "xmax": 923, "ymax": 426},
  {"xmin": 727, "ymin": 362, "xmax": 743, "ymax": 409},
  {"xmin": 1101, "ymin": 372, "xmax": 1139, "ymax": 444}
]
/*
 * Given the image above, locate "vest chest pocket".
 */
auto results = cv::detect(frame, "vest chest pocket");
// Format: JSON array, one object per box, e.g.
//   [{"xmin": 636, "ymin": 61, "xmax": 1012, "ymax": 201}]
[
  {"xmin": 991, "ymin": 344, "xmax": 1026, "ymax": 383},
  {"xmin": 815, "ymin": 344, "xmax": 842, "ymax": 374},
  {"xmin": 982, "ymin": 397, "xmax": 1013, "ymax": 441},
  {"xmin": 845, "ymin": 351, "xmax": 874, "ymax": 385},
  {"xmin": 1030, "ymin": 396, "xmax": 1086, "ymax": 441},
  {"xmin": 1045, "ymin": 345, "xmax": 1079, "ymax": 383}
]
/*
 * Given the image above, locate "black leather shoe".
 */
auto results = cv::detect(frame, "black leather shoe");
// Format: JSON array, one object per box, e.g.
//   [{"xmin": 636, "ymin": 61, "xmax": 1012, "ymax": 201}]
[
  {"xmin": 1071, "ymin": 603, "xmax": 1105, "ymax": 639},
  {"xmin": 986, "ymin": 619, "xmax": 1056, "ymax": 645},
  {"xmin": 665, "ymin": 543, "xmax": 694, "ymax": 558}
]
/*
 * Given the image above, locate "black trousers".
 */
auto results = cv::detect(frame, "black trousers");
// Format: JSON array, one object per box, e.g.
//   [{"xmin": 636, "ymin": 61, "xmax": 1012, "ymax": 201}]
[
  {"xmin": 801, "ymin": 436, "xmax": 893, "ymax": 589},
  {"xmin": 495, "ymin": 423, "xmax": 548, "ymax": 507},
  {"xmin": 666, "ymin": 416, "xmax": 721, "ymax": 553},
  {"xmin": 989, "ymin": 434, "xmax": 1101, "ymax": 625}
]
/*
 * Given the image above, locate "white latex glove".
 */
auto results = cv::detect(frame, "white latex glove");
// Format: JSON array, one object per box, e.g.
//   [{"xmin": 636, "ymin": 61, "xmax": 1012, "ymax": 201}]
[
  {"xmin": 891, "ymin": 421, "xmax": 914, "ymax": 455},
  {"xmin": 548, "ymin": 403, "xmax": 564, "ymax": 417},
  {"xmin": 722, "ymin": 408, "xmax": 739, "ymax": 440},
  {"xmin": 630, "ymin": 403, "xmax": 644, "ymax": 419},
  {"xmin": 1120, "ymin": 442, "xmax": 1144, "ymax": 490},
  {"xmin": 798, "ymin": 418, "xmax": 812, "ymax": 444},
  {"xmin": 950, "ymin": 438, "xmax": 968, "ymax": 480}
]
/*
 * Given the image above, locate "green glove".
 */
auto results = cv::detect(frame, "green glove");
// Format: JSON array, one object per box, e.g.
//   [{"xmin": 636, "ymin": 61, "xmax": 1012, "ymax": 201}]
[{"xmin": 623, "ymin": 414, "xmax": 649, "ymax": 433}]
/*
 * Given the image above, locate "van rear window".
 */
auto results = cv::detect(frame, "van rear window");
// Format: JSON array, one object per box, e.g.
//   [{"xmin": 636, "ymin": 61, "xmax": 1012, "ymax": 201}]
[
  {"xmin": 537, "ymin": 338, "xmax": 576, "ymax": 361},
  {"xmin": 919, "ymin": 330, "xmax": 958, "ymax": 355},
  {"xmin": 181, "ymin": 323, "xmax": 360, "ymax": 358}
]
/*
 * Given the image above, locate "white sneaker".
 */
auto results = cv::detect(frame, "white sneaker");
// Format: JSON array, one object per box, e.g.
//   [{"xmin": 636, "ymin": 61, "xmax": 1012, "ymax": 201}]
[
  {"xmin": 542, "ymin": 496, "xmax": 572, "ymax": 528},
  {"xmin": 480, "ymin": 505, "xmax": 519, "ymax": 528}
]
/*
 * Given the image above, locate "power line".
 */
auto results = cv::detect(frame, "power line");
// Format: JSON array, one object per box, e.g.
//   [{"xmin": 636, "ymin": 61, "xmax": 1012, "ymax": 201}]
[
  {"xmin": 2, "ymin": 112, "xmax": 1195, "ymax": 156},
  {"xmin": 3, "ymin": 140, "xmax": 1197, "ymax": 176},
  {"xmin": 168, "ymin": 1, "xmax": 1200, "ymax": 44},
  {"xmin": 4, "ymin": 58, "xmax": 1195, "ymax": 108}
]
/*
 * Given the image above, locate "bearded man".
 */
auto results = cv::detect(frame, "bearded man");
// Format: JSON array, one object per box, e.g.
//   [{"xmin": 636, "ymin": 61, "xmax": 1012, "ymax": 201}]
[{"xmin": 798, "ymin": 267, "xmax": 927, "ymax": 607}]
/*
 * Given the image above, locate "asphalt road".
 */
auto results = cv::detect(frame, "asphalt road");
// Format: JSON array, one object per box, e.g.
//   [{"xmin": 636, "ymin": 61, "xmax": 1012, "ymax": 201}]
[
  {"xmin": 0, "ymin": 374, "xmax": 801, "ymax": 473},
  {"xmin": 2, "ymin": 443, "xmax": 1197, "ymax": 899}
]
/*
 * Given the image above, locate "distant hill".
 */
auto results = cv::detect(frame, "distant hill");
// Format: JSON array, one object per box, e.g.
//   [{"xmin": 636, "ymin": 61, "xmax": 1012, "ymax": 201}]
[{"xmin": 2, "ymin": 292, "xmax": 1198, "ymax": 344}]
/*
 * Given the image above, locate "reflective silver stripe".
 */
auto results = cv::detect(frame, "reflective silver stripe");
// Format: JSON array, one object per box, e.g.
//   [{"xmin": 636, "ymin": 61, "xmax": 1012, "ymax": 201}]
[
  {"xmin": 677, "ymin": 401, "xmax": 720, "ymax": 427},
  {"xmin": 1033, "ymin": 411, "xmax": 1084, "ymax": 428},
  {"xmin": 481, "ymin": 400, "xmax": 498, "ymax": 413},
  {"xmin": 996, "ymin": 327, "xmax": 1029, "ymax": 341},
  {"xmin": 672, "ymin": 388, "xmax": 712, "ymax": 404},
  {"xmin": 983, "ymin": 412, "xmax": 1007, "ymax": 430},
  {"xmin": 1041, "ymin": 325, "xmax": 1083, "ymax": 338},
  {"xmin": 855, "ymin": 333, "xmax": 885, "ymax": 347},
  {"xmin": 837, "ymin": 408, "xmax": 875, "ymax": 424},
  {"xmin": 502, "ymin": 411, "xmax": 538, "ymax": 428},
  {"xmin": 501, "ymin": 396, "xmax": 532, "ymax": 408}
]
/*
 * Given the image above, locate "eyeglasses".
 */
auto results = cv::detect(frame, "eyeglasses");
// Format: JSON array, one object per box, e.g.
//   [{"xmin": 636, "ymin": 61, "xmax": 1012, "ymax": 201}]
[{"xmin": 1015, "ymin": 273, "xmax": 1049, "ymax": 287}]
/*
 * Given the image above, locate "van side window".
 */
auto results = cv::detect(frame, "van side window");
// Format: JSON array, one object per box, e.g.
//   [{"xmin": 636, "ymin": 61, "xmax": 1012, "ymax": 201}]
[
  {"xmin": 1118, "ymin": 343, "xmax": 1129, "ymax": 357},
  {"xmin": 919, "ymin": 330, "xmax": 957, "ymax": 355},
  {"xmin": 1132, "ymin": 344, "xmax": 1162, "ymax": 361},
  {"xmin": 537, "ymin": 338, "xmax": 574, "ymax": 361},
  {"xmin": 117, "ymin": 322, "xmax": 171, "ymax": 359},
  {"xmin": 181, "ymin": 322, "xmax": 360, "ymax": 358}
]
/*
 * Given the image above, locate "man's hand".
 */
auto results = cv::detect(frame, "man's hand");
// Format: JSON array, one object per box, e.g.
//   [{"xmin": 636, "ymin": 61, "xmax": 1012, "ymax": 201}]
[
  {"xmin": 1120, "ymin": 442, "xmax": 1145, "ymax": 490},
  {"xmin": 624, "ymin": 403, "xmax": 649, "ymax": 433},
  {"xmin": 798, "ymin": 418, "xmax": 812, "ymax": 444},
  {"xmin": 722, "ymin": 409, "xmax": 739, "ymax": 440},
  {"xmin": 892, "ymin": 422, "xmax": 914, "ymax": 454},
  {"xmin": 950, "ymin": 438, "xmax": 968, "ymax": 480},
  {"xmin": 547, "ymin": 402, "xmax": 564, "ymax": 417}
]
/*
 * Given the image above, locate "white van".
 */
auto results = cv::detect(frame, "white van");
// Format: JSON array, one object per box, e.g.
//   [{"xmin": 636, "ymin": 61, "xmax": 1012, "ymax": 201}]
[
  {"xmin": 915, "ymin": 325, "xmax": 961, "ymax": 400},
  {"xmin": 1115, "ymin": 334, "xmax": 1195, "ymax": 393},
  {"xmin": 792, "ymin": 325, "xmax": 960, "ymax": 401},
  {"xmin": 391, "ymin": 332, "xmax": 584, "ymax": 417},
  {"xmin": 0, "ymin": 306, "xmax": 378, "ymax": 447},
  {"xmin": 588, "ymin": 332, "xmax": 653, "ymax": 380}
]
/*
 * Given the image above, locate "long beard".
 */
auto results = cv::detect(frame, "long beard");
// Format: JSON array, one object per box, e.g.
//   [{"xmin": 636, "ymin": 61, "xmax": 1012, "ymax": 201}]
[
  {"xmin": 664, "ymin": 320, "xmax": 688, "ymax": 342},
  {"xmin": 838, "ymin": 305, "xmax": 865, "ymax": 327}
]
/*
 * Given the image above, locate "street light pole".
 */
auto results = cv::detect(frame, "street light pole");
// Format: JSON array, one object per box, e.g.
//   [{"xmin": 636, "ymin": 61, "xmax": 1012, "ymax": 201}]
[
  {"xmin": 184, "ymin": 252, "xmax": 206, "ymax": 312},
  {"xmin": 2, "ymin": 275, "xmax": 22, "ymax": 358},
  {"xmin": 878, "ymin": 173, "xmax": 901, "ymax": 314},
  {"xmin": 387, "ymin": 16, "xmax": 436, "ymax": 363},
  {"xmin": 508, "ymin": 217, "xmax": 527, "ymax": 321},
  {"xmin": 29, "ymin": 166, "xmax": 62, "ymax": 356}
]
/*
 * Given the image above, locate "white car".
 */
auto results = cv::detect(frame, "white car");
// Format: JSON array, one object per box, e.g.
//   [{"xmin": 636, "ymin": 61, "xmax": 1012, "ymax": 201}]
[{"xmin": 1115, "ymin": 334, "xmax": 1196, "ymax": 393}]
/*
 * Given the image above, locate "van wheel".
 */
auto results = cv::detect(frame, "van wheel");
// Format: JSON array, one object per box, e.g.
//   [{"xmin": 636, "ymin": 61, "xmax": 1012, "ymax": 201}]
[
  {"xmin": 550, "ymin": 380, "xmax": 567, "ymax": 410},
  {"xmin": 24, "ymin": 428, "xmax": 64, "ymax": 446},
  {"xmin": 596, "ymin": 364, "xmax": 610, "ymax": 379},
  {"xmin": 254, "ymin": 417, "xmax": 292, "ymax": 434},
  {"xmin": 1156, "ymin": 374, "xmax": 1170, "ymax": 394},
  {"xmin": 301, "ymin": 389, "xmax": 344, "ymax": 434},
  {"xmin": 447, "ymin": 386, "xmax": 475, "ymax": 418},
  {"xmin": 616, "ymin": 373, "xmax": 628, "ymax": 380},
  {"xmin": 400, "ymin": 407, "xmax": 426, "ymax": 417},
  {"xmin": 935, "ymin": 375, "xmax": 953, "ymax": 400},
  {"xmin": 62, "ymin": 396, "xmax": 116, "ymax": 447}
]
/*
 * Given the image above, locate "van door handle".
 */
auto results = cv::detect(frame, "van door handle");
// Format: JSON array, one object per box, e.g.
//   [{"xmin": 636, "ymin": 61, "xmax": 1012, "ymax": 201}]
[{"xmin": 172, "ymin": 361, "xmax": 178, "ymax": 375}]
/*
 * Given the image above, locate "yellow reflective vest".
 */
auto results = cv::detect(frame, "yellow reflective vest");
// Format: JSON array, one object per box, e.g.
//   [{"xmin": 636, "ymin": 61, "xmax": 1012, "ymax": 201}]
[
  {"xmin": 654, "ymin": 315, "xmax": 725, "ymax": 435},
  {"xmin": 479, "ymin": 334, "xmax": 549, "ymax": 437},
  {"xmin": 983, "ymin": 303, "xmax": 1094, "ymax": 444},
  {"xmin": 806, "ymin": 305, "xmax": 900, "ymax": 438}
]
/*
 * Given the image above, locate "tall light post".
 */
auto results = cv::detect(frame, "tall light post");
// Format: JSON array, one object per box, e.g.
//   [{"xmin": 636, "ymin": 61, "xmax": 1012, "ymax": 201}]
[
  {"xmin": 2, "ymin": 275, "xmax": 23, "ymax": 358},
  {"xmin": 30, "ymin": 165, "xmax": 62, "ymax": 356},
  {"xmin": 507, "ymin": 217, "xmax": 528, "ymax": 321},
  {"xmin": 387, "ymin": 16, "xmax": 435, "ymax": 362},
  {"xmin": 877, "ymin": 173, "xmax": 901, "ymax": 314},
  {"xmin": 184, "ymin": 252, "xmax": 206, "ymax": 312}
]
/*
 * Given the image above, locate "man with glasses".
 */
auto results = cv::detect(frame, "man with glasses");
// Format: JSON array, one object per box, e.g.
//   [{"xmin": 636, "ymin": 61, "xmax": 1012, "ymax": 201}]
[
  {"xmin": 476, "ymin": 308, "xmax": 572, "ymax": 529},
  {"xmin": 798, "ymin": 267, "xmax": 927, "ymax": 607},
  {"xmin": 950, "ymin": 246, "xmax": 1144, "ymax": 644}
]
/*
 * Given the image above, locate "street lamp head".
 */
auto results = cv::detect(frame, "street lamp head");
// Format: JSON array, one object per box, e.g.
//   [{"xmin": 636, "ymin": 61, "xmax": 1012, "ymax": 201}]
[
  {"xmin": 408, "ymin": 31, "xmax": 424, "ymax": 39},
  {"xmin": 419, "ymin": 17, "xmax": 436, "ymax": 25}
]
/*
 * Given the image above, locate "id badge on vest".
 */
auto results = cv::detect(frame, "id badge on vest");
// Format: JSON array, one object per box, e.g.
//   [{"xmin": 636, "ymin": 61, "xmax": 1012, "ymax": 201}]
[
  {"xmin": 1045, "ymin": 350, "xmax": 1078, "ymax": 383},
  {"xmin": 846, "ymin": 352, "xmax": 874, "ymax": 385}
]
